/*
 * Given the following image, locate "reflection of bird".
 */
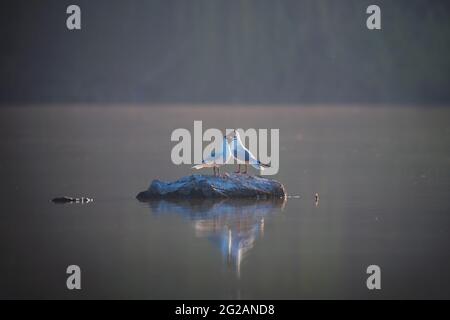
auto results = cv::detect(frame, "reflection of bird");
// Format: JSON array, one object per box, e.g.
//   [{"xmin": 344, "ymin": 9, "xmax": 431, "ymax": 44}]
[
  {"xmin": 148, "ymin": 198, "xmax": 286, "ymax": 277},
  {"xmin": 230, "ymin": 130, "xmax": 270, "ymax": 174},
  {"xmin": 192, "ymin": 135, "xmax": 232, "ymax": 176}
]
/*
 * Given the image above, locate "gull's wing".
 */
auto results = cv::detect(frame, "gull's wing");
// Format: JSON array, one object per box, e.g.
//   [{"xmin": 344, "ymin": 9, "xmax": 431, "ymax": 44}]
[
  {"xmin": 236, "ymin": 140, "xmax": 259, "ymax": 163},
  {"xmin": 203, "ymin": 149, "xmax": 227, "ymax": 164},
  {"xmin": 233, "ymin": 138, "xmax": 266, "ymax": 170},
  {"xmin": 192, "ymin": 151, "xmax": 222, "ymax": 169},
  {"xmin": 224, "ymin": 141, "xmax": 232, "ymax": 163}
]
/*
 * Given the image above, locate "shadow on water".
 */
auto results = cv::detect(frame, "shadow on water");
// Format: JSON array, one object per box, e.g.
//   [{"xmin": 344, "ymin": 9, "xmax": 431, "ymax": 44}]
[{"xmin": 142, "ymin": 198, "xmax": 286, "ymax": 277}]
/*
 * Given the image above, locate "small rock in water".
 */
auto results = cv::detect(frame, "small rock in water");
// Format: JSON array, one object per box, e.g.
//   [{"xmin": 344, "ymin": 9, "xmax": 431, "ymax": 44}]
[
  {"xmin": 136, "ymin": 173, "xmax": 286, "ymax": 200},
  {"xmin": 52, "ymin": 196, "xmax": 93, "ymax": 204}
]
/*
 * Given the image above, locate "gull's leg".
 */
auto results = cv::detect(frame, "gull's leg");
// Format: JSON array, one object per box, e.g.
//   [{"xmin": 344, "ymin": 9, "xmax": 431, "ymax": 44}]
[
  {"xmin": 217, "ymin": 167, "xmax": 220, "ymax": 176},
  {"xmin": 243, "ymin": 164, "xmax": 248, "ymax": 174},
  {"xmin": 213, "ymin": 167, "xmax": 216, "ymax": 176},
  {"xmin": 235, "ymin": 164, "xmax": 241, "ymax": 174}
]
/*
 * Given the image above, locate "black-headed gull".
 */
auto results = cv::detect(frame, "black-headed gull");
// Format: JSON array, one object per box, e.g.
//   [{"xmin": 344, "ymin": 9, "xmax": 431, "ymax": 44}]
[
  {"xmin": 192, "ymin": 134, "xmax": 232, "ymax": 176},
  {"xmin": 230, "ymin": 130, "xmax": 270, "ymax": 174}
]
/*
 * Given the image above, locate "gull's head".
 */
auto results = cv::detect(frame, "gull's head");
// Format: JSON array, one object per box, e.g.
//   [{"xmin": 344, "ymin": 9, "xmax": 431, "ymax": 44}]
[
  {"xmin": 223, "ymin": 133, "xmax": 233, "ymax": 142},
  {"xmin": 233, "ymin": 129, "xmax": 240, "ymax": 140},
  {"xmin": 225, "ymin": 132, "xmax": 234, "ymax": 142}
]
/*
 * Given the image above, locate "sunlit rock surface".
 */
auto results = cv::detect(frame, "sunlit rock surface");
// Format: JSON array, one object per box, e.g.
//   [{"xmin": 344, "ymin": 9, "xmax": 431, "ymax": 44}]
[{"xmin": 136, "ymin": 174, "xmax": 286, "ymax": 200}]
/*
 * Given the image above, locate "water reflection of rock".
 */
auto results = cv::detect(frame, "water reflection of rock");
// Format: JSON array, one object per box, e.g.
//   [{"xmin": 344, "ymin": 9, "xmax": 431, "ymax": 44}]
[{"xmin": 147, "ymin": 198, "xmax": 286, "ymax": 276}]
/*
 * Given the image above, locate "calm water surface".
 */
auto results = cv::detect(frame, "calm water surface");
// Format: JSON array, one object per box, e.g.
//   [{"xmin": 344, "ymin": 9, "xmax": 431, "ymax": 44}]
[{"xmin": 0, "ymin": 105, "xmax": 449, "ymax": 299}]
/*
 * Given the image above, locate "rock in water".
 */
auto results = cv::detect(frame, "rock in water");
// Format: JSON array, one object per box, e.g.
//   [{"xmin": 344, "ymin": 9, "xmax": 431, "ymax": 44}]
[{"xmin": 136, "ymin": 174, "xmax": 286, "ymax": 200}]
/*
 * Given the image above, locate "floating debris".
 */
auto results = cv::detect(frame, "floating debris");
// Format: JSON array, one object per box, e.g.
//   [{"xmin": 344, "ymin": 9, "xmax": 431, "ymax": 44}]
[
  {"xmin": 52, "ymin": 196, "xmax": 93, "ymax": 204},
  {"xmin": 314, "ymin": 193, "xmax": 320, "ymax": 206}
]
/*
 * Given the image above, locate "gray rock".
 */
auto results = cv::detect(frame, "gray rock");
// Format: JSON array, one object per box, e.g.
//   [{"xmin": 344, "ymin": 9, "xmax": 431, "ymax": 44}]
[{"xmin": 136, "ymin": 173, "xmax": 286, "ymax": 200}]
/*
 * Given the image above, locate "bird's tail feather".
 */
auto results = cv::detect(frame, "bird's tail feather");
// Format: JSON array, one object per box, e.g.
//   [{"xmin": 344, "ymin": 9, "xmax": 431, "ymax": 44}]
[
  {"xmin": 259, "ymin": 162, "xmax": 270, "ymax": 168},
  {"xmin": 251, "ymin": 163, "xmax": 264, "ymax": 170},
  {"xmin": 250, "ymin": 161, "xmax": 270, "ymax": 170},
  {"xmin": 192, "ymin": 164, "xmax": 204, "ymax": 170}
]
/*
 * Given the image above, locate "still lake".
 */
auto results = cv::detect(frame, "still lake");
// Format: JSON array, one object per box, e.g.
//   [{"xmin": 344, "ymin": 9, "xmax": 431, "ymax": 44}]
[{"xmin": 0, "ymin": 105, "xmax": 449, "ymax": 299}]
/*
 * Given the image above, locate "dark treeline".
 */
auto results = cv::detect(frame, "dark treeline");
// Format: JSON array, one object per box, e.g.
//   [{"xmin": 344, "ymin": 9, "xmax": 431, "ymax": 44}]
[{"xmin": 1, "ymin": 0, "xmax": 449, "ymax": 105}]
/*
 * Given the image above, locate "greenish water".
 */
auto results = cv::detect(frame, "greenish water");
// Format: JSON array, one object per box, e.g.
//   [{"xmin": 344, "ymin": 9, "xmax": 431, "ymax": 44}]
[{"xmin": 0, "ymin": 105, "xmax": 449, "ymax": 299}]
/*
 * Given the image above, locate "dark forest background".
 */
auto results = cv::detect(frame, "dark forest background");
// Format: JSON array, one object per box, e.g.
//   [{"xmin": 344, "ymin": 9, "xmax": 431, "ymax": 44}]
[{"xmin": 1, "ymin": 0, "xmax": 449, "ymax": 105}]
